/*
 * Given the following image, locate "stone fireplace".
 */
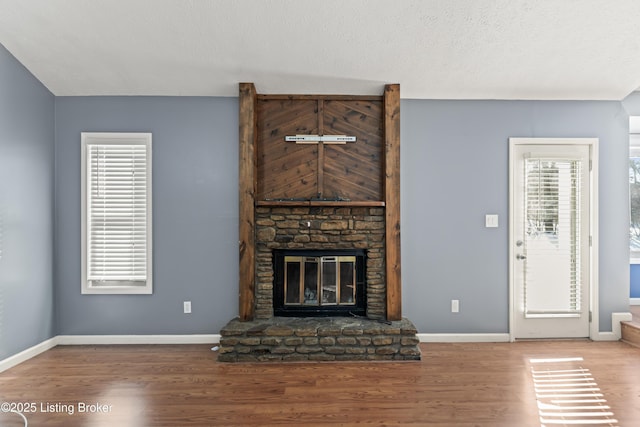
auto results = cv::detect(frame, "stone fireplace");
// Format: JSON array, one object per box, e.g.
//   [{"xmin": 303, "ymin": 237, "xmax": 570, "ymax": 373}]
[
  {"xmin": 256, "ymin": 206, "xmax": 385, "ymax": 320},
  {"xmin": 218, "ymin": 83, "xmax": 420, "ymax": 362}
]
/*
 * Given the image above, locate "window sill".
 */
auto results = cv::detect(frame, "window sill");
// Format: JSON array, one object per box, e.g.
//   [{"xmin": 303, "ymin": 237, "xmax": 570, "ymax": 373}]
[{"xmin": 82, "ymin": 283, "xmax": 152, "ymax": 295}]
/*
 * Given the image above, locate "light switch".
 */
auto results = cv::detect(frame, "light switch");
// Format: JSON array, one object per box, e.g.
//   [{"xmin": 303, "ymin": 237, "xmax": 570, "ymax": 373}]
[{"xmin": 485, "ymin": 214, "xmax": 499, "ymax": 228}]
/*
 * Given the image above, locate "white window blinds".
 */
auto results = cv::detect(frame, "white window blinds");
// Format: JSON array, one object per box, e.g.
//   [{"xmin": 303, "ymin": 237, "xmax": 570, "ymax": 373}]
[
  {"xmin": 82, "ymin": 133, "xmax": 152, "ymax": 294},
  {"xmin": 523, "ymin": 158, "xmax": 582, "ymax": 316}
]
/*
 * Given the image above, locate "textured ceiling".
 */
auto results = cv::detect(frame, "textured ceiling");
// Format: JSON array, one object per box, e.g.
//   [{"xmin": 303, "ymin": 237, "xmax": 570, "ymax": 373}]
[{"xmin": 1, "ymin": 0, "xmax": 640, "ymax": 99}]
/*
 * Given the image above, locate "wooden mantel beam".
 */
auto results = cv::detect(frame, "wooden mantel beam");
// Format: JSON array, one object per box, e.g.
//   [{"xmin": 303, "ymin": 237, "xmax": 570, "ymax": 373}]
[
  {"xmin": 384, "ymin": 84, "xmax": 402, "ymax": 321},
  {"xmin": 238, "ymin": 83, "xmax": 257, "ymax": 321}
]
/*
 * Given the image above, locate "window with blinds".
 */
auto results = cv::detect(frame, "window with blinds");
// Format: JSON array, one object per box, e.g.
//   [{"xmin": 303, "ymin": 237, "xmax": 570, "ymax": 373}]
[
  {"xmin": 81, "ymin": 133, "xmax": 152, "ymax": 294},
  {"xmin": 523, "ymin": 158, "xmax": 582, "ymax": 317}
]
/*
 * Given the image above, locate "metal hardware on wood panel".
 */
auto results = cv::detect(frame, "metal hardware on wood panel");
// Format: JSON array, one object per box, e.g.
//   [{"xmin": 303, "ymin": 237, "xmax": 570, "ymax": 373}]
[{"xmin": 285, "ymin": 134, "xmax": 356, "ymax": 144}]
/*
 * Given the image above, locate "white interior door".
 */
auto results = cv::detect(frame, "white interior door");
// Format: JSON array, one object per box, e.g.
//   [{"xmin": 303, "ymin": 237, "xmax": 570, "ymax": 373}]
[{"xmin": 510, "ymin": 140, "xmax": 592, "ymax": 339}]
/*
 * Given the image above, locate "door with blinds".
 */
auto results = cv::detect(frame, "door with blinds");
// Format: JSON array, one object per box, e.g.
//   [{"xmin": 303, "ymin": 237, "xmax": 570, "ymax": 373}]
[{"xmin": 510, "ymin": 140, "xmax": 592, "ymax": 339}]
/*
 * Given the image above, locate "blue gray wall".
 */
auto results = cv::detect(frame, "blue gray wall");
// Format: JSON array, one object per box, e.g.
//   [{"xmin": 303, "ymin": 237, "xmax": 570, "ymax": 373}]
[
  {"xmin": 54, "ymin": 97, "xmax": 239, "ymax": 335},
  {"xmin": 0, "ymin": 45, "xmax": 55, "ymax": 359},
  {"xmin": 402, "ymin": 100, "xmax": 630, "ymax": 333},
  {"xmin": 54, "ymin": 97, "xmax": 630, "ymax": 336}
]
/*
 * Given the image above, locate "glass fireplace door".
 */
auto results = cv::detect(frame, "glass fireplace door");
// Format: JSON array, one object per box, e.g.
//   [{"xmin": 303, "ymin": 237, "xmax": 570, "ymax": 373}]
[{"xmin": 284, "ymin": 256, "xmax": 356, "ymax": 307}]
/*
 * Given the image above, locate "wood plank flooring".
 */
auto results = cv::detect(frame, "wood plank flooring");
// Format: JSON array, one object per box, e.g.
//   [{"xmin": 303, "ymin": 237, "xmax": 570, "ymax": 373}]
[{"xmin": 1, "ymin": 341, "xmax": 639, "ymax": 426}]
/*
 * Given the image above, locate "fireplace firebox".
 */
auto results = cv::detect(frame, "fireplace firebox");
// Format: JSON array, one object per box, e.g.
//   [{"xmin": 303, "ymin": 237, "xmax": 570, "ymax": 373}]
[{"xmin": 273, "ymin": 249, "xmax": 366, "ymax": 317}]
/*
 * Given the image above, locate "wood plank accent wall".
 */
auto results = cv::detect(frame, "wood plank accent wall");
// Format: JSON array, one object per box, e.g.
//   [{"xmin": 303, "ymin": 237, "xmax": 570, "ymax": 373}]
[
  {"xmin": 256, "ymin": 98, "xmax": 319, "ymax": 200},
  {"xmin": 238, "ymin": 83, "xmax": 257, "ymax": 321},
  {"xmin": 323, "ymin": 99, "xmax": 383, "ymax": 201},
  {"xmin": 256, "ymin": 96, "xmax": 383, "ymax": 202},
  {"xmin": 384, "ymin": 84, "xmax": 402, "ymax": 321}
]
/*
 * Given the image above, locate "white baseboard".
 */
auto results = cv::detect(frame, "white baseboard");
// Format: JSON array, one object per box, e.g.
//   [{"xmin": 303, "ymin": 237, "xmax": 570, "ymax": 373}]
[
  {"xmin": 418, "ymin": 333, "xmax": 510, "ymax": 343},
  {"xmin": 0, "ymin": 337, "xmax": 58, "ymax": 373},
  {"xmin": 630, "ymin": 298, "xmax": 640, "ymax": 305},
  {"xmin": 417, "ymin": 330, "xmax": 625, "ymax": 343},
  {"xmin": 56, "ymin": 334, "xmax": 220, "ymax": 345},
  {"xmin": 0, "ymin": 334, "xmax": 221, "ymax": 373},
  {"xmin": 591, "ymin": 332, "xmax": 619, "ymax": 341},
  {"xmin": 610, "ymin": 312, "xmax": 633, "ymax": 340}
]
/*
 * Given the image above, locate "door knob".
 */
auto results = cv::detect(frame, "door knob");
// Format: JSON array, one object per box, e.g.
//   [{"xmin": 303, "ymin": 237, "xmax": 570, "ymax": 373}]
[{"xmin": 516, "ymin": 254, "xmax": 526, "ymax": 260}]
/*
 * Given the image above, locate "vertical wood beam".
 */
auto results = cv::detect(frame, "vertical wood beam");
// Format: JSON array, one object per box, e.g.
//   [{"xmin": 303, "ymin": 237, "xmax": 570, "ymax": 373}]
[
  {"xmin": 238, "ymin": 83, "xmax": 257, "ymax": 321},
  {"xmin": 384, "ymin": 84, "xmax": 402, "ymax": 321},
  {"xmin": 317, "ymin": 99, "xmax": 324, "ymax": 198}
]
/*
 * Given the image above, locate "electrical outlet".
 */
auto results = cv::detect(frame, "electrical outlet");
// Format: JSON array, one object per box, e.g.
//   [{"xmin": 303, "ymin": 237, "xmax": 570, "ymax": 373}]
[
  {"xmin": 183, "ymin": 301, "xmax": 192, "ymax": 314},
  {"xmin": 451, "ymin": 299, "xmax": 459, "ymax": 313}
]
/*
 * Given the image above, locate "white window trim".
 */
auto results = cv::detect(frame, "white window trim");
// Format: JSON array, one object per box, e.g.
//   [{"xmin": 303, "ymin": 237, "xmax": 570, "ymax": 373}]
[{"xmin": 81, "ymin": 132, "xmax": 153, "ymax": 294}]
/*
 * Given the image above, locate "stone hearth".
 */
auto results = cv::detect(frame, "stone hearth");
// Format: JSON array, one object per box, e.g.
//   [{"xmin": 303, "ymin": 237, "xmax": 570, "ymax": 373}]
[{"xmin": 219, "ymin": 317, "xmax": 421, "ymax": 362}]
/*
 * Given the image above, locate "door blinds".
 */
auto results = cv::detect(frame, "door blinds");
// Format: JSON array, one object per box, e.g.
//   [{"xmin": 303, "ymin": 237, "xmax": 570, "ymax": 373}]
[
  {"xmin": 524, "ymin": 158, "xmax": 582, "ymax": 317},
  {"xmin": 85, "ymin": 140, "xmax": 150, "ymax": 285}
]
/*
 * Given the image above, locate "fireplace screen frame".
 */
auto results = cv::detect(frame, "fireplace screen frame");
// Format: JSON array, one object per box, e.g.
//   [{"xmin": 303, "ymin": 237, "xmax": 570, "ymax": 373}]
[{"xmin": 273, "ymin": 249, "xmax": 366, "ymax": 317}]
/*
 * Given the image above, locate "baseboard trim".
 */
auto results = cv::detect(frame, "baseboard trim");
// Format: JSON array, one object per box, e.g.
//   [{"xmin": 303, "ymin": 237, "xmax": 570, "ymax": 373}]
[
  {"xmin": 591, "ymin": 332, "xmax": 619, "ymax": 342},
  {"xmin": 0, "ymin": 334, "xmax": 221, "ymax": 373},
  {"xmin": 56, "ymin": 334, "xmax": 221, "ymax": 345},
  {"xmin": 7, "ymin": 327, "xmax": 627, "ymax": 369},
  {"xmin": 418, "ymin": 333, "xmax": 510, "ymax": 343},
  {"xmin": 0, "ymin": 337, "xmax": 58, "ymax": 373},
  {"xmin": 609, "ymin": 312, "xmax": 633, "ymax": 341},
  {"xmin": 630, "ymin": 298, "xmax": 640, "ymax": 306}
]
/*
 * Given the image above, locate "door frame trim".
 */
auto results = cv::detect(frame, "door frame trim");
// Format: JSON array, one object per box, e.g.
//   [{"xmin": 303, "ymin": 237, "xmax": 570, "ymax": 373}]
[{"xmin": 508, "ymin": 138, "xmax": 599, "ymax": 341}]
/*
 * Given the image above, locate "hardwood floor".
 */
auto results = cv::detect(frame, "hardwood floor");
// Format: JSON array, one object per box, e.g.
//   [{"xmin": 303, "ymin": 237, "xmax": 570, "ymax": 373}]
[{"xmin": 1, "ymin": 341, "xmax": 639, "ymax": 426}]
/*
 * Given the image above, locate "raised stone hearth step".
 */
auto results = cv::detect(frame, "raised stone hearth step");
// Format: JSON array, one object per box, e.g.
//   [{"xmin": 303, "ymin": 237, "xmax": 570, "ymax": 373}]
[{"xmin": 218, "ymin": 317, "xmax": 421, "ymax": 362}]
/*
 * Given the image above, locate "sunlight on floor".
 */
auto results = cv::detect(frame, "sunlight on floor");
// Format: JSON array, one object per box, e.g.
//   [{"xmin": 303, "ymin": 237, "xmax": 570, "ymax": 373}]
[
  {"xmin": 85, "ymin": 382, "xmax": 148, "ymax": 427},
  {"xmin": 530, "ymin": 357, "xmax": 618, "ymax": 426}
]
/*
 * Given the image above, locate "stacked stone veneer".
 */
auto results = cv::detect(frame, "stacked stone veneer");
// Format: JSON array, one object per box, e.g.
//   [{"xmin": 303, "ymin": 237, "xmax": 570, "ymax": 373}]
[
  {"xmin": 219, "ymin": 317, "xmax": 421, "ymax": 362},
  {"xmin": 254, "ymin": 206, "xmax": 386, "ymax": 320}
]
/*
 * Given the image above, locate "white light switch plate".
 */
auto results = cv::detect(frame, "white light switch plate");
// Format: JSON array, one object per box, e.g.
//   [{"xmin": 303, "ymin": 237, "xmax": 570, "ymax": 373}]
[{"xmin": 485, "ymin": 214, "xmax": 499, "ymax": 228}]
